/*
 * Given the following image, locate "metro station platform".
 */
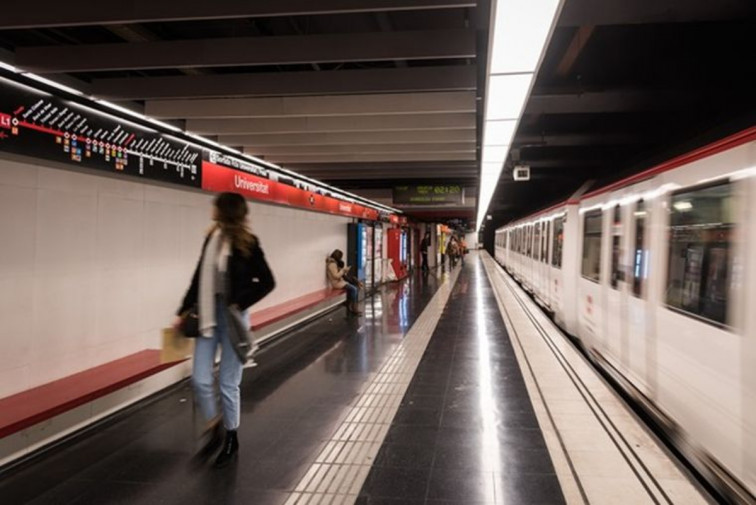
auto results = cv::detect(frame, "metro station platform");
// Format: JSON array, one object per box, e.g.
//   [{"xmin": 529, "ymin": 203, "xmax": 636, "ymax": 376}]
[{"xmin": 0, "ymin": 253, "xmax": 714, "ymax": 505}]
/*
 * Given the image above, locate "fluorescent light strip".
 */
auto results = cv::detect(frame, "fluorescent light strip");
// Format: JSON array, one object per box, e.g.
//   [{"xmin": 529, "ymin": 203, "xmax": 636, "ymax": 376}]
[
  {"xmin": 484, "ymin": 119, "xmax": 517, "ymax": 146},
  {"xmin": 485, "ymin": 73, "xmax": 533, "ymax": 121},
  {"xmin": 481, "ymin": 145, "xmax": 510, "ymax": 165},
  {"xmin": 22, "ymin": 73, "xmax": 84, "ymax": 97},
  {"xmin": 0, "ymin": 60, "xmax": 17, "ymax": 72},
  {"xmin": 490, "ymin": 0, "xmax": 562, "ymax": 74},
  {"xmin": 476, "ymin": 0, "xmax": 564, "ymax": 231}
]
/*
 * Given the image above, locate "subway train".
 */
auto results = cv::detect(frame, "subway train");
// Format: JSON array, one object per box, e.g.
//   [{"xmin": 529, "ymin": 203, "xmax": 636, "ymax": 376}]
[{"xmin": 494, "ymin": 127, "xmax": 756, "ymax": 502}]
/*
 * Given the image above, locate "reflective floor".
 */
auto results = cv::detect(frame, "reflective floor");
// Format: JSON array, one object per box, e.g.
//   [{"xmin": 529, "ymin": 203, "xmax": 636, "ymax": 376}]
[
  {"xmin": 357, "ymin": 257, "xmax": 565, "ymax": 504},
  {"xmin": 0, "ymin": 273, "xmax": 443, "ymax": 505}
]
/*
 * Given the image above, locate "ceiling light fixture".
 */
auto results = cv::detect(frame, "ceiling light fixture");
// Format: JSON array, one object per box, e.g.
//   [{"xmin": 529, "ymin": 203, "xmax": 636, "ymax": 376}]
[{"xmin": 476, "ymin": 0, "xmax": 564, "ymax": 232}]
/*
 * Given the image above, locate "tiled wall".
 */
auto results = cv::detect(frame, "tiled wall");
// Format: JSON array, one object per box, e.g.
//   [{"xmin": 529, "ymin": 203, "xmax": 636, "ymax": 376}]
[{"xmin": 0, "ymin": 156, "xmax": 349, "ymax": 398}]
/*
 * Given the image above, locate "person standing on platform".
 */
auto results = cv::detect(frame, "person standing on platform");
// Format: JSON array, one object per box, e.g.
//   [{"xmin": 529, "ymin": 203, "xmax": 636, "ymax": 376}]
[
  {"xmin": 420, "ymin": 232, "xmax": 431, "ymax": 272},
  {"xmin": 447, "ymin": 237, "xmax": 459, "ymax": 268},
  {"xmin": 175, "ymin": 192, "xmax": 275, "ymax": 469},
  {"xmin": 327, "ymin": 249, "xmax": 362, "ymax": 315},
  {"xmin": 439, "ymin": 234, "xmax": 447, "ymax": 270}
]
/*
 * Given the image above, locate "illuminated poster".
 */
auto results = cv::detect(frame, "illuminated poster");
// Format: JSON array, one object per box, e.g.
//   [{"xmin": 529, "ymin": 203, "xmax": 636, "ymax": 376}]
[{"xmin": 0, "ymin": 75, "xmax": 201, "ymax": 187}]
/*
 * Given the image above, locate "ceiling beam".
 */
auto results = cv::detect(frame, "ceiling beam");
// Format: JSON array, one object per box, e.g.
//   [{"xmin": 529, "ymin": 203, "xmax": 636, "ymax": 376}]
[
  {"xmin": 0, "ymin": 0, "xmax": 475, "ymax": 29},
  {"xmin": 224, "ymin": 129, "xmax": 476, "ymax": 146},
  {"xmin": 261, "ymin": 152, "xmax": 476, "ymax": 163},
  {"xmin": 525, "ymin": 90, "xmax": 692, "ymax": 115},
  {"xmin": 558, "ymin": 0, "xmax": 755, "ymax": 26},
  {"xmin": 91, "ymin": 65, "xmax": 477, "ymax": 100},
  {"xmin": 555, "ymin": 26, "xmax": 594, "ymax": 77},
  {"xmin": 514, "ymin": 159, "xmax": 605, "ymax": 169},
  {"xmin": 17, "ymin": 30, "xmax": 476, "ymax": 73},
  {"xmin": 285, "ymin": 168, "xmax": 479, "ymax": 180},
  {"xmin": 186, "ymin": 113, "xmax": 476, "ymax": 135},
  {"xmin": 147, "ymin": 91, "xmax": 476, "ymax": 119},
  {"xmin": 285, "ymin": 160, "xmax": 476, "ymax": 173},
  {"xmin": 248, "ymin": 142, "xmax": 474, "ymax": 155},
  {"xmin": 513, "ymin": 132, "xmax": 643, "ymax": 147}
]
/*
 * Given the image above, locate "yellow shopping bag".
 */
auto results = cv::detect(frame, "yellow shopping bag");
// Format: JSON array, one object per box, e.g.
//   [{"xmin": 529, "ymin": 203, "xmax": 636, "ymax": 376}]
[{"xmin": 161, "ymin": 327, "xmax": 194, "ymax": 363}]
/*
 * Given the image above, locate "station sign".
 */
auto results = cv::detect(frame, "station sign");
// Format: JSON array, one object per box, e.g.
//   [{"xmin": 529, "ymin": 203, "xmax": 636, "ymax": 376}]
[
  {"xmin": 0, "ymin": 73, "xmax": 384, "ymax": 222},
  {"xmin": 393, "ymin": 185, "xmax": 465, "ymax": 205}
]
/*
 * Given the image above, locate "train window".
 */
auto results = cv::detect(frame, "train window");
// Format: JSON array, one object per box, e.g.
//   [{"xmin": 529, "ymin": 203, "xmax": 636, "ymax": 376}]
[
  {"xmin": 534, "ymin": 224, "xmax": 541, "ymax": 261},
  {"xmin": 581, "ymin": 210, "xmax": 603, "ymax": 282},
  {"xmin": 632, "ymin": 200, "xmax": 648, "ymax": 297},
  {"xmin": 552, "ymin": 216, "xmax": 564, "ymax": 268},
  {"xmin": 666, "ymin": 182, "xmax": 734, "ymax": 326},
  {"xmin": 527, "ymin": 226, "xmax": 532, "ymax": 257},
  {"xmin": 542, "ymin": 221, "xmax": 549, "ymax": 263},
  {"xmin": 610, "ymin": 205, "xmax": 623, "ymax": 289}
]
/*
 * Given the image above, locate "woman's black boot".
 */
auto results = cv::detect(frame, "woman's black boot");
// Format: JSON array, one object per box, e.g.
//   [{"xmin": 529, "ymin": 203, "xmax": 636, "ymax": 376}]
[{"xmin": 214, "ymin": 430, "xmax": 239, "ymax": 468}]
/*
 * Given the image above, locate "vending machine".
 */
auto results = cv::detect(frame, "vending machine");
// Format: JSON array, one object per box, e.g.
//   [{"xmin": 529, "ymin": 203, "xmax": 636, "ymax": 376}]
[
  {"xmin": 374, "ymin": 224, "xmax": 384, "ymax": 286},
  {"xmin": 387, "ymin": 228, "xmax": 408, "ymax": 280},
  {"xmin": 364, "ymin": 225, "xmax": 374, "ymax": 292},
  {"xmin": 347, "ymin": 223, "xmax": 368, "ymax": 282}
]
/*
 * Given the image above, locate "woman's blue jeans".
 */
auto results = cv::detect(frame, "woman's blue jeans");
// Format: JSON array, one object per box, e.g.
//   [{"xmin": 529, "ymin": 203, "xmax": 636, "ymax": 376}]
[
  {"xmin": 192, "ymin": 299, "xmax": 246, "ymax": 430},
  {"xmin": 345, "ymin": 283, "xmax": 359, "ymax": 303}
]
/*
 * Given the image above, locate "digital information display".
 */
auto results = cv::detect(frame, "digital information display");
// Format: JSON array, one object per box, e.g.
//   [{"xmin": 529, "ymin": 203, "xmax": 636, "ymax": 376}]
[
  {"xmin": 0, "ymin": 75, "xmax": 201, "ymax": 188},
  {"xmin": 393, "ymin": 185, "xmax": 465, "ymax": 205}
]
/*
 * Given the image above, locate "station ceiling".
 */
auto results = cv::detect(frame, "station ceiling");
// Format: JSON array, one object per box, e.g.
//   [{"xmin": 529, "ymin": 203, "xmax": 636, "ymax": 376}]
[{"xmin": 1, "ymin": 0, "xmax": 755, "ymax": 223}]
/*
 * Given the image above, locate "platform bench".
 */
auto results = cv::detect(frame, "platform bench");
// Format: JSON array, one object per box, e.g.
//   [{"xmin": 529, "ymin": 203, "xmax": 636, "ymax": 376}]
[
  {"xmin": 0, "ymin": 350, "xmax": 185, "ymax": 441},
  {"xmin": 250, "ymin": 288, "xmax": 345, "ymax": 342}
]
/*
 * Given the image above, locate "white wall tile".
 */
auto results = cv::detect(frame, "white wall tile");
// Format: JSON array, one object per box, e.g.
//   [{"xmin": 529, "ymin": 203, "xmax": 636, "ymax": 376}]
[
  {"xmin": 0, "ymin": 185, "xmax": 37, "ymax": 276},
  {"xmin": 0, "ymin": 276, "xmax": 34, "ymax": 370},
  {"xmin": 0, "ymin": 157, "xmax": 37, "ymax": 188},
  {"xmin": 95, "ymin": 194, "xmax": 144, "ymax": 269},
  {"xmin": 35, "ymin": 189, "xmax": 97, "ymax": 274},
  {"xmin": 32, "ymin": 271, "xmax": 97, "ymax": 367},
  {"xmin": 37, "ymin": 166, "xmax": 97, "ymax": 195},
  {"xmin": 0, "ymin": 364, "xmax": 30, "ymax": 398},
  {"xmin": 96, "ymin": 176, "xmax": 144, "ymax": 201},
  {"xmin": 93, "ymin": 268, "xmax": 141, "ymax": 347}
]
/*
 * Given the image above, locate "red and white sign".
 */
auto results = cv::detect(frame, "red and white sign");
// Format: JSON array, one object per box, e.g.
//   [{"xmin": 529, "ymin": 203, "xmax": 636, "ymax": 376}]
[{"xmin": 202, "ymin": 161, "xmax": 381, "ymax": 221}]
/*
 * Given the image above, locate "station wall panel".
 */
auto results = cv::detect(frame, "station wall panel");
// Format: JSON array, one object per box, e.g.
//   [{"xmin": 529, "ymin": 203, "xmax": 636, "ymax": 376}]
[{"xmin": 0, "ymin": 155, "xmax": 348, "ymax": 398}]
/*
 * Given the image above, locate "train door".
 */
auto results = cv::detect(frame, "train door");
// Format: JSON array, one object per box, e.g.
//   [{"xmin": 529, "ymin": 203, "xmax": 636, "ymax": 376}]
[
  {"xmin": 604, "ymin": 202, "xmax": 629, "ymax": 371},
  {"xmin": 542, "ymin": 219, "xmax": 552, "ymax": 309},
  {"xmin": 577, "ymin": 205, "xmax": 605, "ymax": 350},
  {"xmin": 527, "ymin": 223, "xmax": 535, "ymax": 292},
  {"xmin": 550, "ymin": 214, "xmax": 565, "ymax": 323},
  {"xmin": 537, "ymin": 220, "xmax": 546, "ymax": 303},
  {"xmin": 626, "ymin": 195, "xmax": 653, "ymax": 394},
  {"xmin": 533, "ymin": 221, "xmax": 542, "ymax": 297}
]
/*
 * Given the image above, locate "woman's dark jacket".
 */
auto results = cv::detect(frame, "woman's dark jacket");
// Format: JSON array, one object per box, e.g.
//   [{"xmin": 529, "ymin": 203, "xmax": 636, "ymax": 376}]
[{"xmin": 177, "ymin": 233, "xmax": 275, "ymax": 315}]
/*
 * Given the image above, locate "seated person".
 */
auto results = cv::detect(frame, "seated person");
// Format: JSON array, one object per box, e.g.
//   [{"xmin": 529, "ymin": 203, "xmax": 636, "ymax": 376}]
[{"xmin": 326, "ymin": 249, "xmax": 362, "ymax": 315}]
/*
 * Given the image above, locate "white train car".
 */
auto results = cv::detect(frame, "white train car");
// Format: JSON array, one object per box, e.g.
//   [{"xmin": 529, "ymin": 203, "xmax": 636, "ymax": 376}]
[{"xmin": 495, "ymin": 127, "xmax": 756, "ymax": 501}]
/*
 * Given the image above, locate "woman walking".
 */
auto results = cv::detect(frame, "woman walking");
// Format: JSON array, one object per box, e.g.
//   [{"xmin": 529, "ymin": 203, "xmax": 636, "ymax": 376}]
[{"xmin": 175, "ymin": 192, "xmax": 275, "ymax": 468}]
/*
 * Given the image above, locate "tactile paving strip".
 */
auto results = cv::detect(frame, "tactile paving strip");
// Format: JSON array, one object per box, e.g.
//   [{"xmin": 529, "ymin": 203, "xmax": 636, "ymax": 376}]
[{"xmin": 284, "ymin": 269, "xmax": 460, "ymax": 505}]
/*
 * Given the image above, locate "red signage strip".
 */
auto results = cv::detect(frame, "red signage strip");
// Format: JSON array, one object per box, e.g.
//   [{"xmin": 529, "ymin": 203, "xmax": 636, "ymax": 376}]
[{"xmin": 202, "ymin": 161, "xmax": 380, "ymax": 221}]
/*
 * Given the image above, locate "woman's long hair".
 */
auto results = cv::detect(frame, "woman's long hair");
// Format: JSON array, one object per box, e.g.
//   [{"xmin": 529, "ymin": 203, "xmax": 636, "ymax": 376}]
[
  {"xmin": 214, "ymin": 192, "xmax": 255, "ymax": 256},
  {"xmin": 331, "ymin": 249, "xmax": 345, "ymax": 269}
]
